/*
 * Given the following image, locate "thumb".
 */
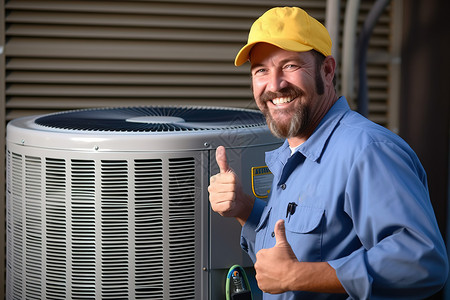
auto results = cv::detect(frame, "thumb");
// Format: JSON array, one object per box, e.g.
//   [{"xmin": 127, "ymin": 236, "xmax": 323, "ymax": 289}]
[
  {"xmin": 274, "ymin": 219, "xmax": 288, "ymax": 246},
  {"xmin": 216, "ymin": 146, "xmax": 231, "ymax": 173}
]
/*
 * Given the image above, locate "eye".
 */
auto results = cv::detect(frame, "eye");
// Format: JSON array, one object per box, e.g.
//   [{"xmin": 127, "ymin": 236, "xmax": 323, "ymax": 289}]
[
  {"xmin": 283, "ymin": 64, "xmax": 300, "ymax": 71},
  {"xmin": 252, "ymin": 67, "xmax": 267, "ymax": 76}
]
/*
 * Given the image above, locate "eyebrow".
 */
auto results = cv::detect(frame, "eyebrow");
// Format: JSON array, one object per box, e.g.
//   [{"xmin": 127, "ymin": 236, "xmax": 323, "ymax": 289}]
[{"xmin": 279, "ymin": 56, "xmax": 305, "ymax": 65}]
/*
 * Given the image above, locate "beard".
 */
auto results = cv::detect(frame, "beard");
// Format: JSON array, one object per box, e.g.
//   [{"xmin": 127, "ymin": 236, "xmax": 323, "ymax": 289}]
[
  {"xmin": 257, "ymin": 70, "xmax": 324, "ymax": 139},
  {"xmin": 258, "ymin": 85, "xmax": 310, "ymax": 139}
]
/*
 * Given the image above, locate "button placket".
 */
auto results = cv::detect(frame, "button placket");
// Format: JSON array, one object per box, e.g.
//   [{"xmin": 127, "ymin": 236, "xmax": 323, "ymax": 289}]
[{"xmin": 277, "ymin": 151, "xmax": 304, "ymax": 191}]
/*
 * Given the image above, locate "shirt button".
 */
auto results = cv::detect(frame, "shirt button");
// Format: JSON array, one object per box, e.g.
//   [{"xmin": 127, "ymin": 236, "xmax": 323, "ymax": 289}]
[
  {"xmin": 280, "ymin": 183, "xmax": 286, "ymax": 190},
  {"xmin": 271, "ymin": 231, "xmax": 275, "ymax": 238}
]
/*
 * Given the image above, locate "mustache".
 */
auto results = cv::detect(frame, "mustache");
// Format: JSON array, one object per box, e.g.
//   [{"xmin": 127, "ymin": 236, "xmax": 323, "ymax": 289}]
[{"xmin": 259, "ymin": 86, "xmax": 303, "ymax": 103}]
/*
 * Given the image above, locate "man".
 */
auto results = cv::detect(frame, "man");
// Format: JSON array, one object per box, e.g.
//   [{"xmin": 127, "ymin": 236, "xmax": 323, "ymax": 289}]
[{"xmin": 208, "ymin": 6, "xmax": 448, "ymax": 299}]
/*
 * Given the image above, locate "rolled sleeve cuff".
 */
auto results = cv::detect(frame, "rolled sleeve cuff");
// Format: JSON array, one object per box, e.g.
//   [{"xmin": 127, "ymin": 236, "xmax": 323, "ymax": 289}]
[
  {"xmin": 240, "ymin": 198, "xmax": 266, "ymax": 262},
  {"xmin": 328, "ymin": 248, "xmax": 373, "ymax": 299}
]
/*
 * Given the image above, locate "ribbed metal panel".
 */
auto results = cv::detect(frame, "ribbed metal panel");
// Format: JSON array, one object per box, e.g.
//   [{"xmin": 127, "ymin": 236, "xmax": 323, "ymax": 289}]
[
  {"xmin": 134, "ymin": 159, "xmax": 164, "ymax": 299},
  {"xmin": 168, "ymin": 157, "xmax": 196, "ymax": 299},
  {"xmin": 45, "ymin": 157, "xmax": 67, "ymax": 299},
  {"xmin": 71, "ymin": 159, "xmax": 97, "ymax": 300}
]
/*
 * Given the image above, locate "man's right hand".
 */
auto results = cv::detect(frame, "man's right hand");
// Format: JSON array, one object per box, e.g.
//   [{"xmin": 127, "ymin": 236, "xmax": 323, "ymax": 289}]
[{"xmin": 208, "ymin": 146, "xmax": 254, "ymax": 226}]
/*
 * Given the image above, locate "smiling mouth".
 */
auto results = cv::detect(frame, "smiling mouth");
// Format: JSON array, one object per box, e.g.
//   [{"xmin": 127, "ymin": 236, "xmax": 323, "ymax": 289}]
[{"xmin": 271, "ymin": 97, "xmax": 294, "ymax": 105}]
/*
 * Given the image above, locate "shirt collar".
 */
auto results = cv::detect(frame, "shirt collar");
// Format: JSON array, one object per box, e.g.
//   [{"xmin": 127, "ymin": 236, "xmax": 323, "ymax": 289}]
[{"xmin": 266, "ymin": 96, "xmax": 350, "ymax": 168}]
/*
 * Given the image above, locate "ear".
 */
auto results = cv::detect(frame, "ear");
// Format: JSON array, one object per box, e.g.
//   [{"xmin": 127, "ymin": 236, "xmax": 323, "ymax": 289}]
[{"xmin": 322, "ymin": 56, "xmax": 336, "ymax": 86}]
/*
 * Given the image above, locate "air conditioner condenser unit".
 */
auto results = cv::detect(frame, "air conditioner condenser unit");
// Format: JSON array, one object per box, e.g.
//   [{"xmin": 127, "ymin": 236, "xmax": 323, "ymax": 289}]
[{"xmin": 6, "ymin": 106, "xmax": 281, "ymax": 300}]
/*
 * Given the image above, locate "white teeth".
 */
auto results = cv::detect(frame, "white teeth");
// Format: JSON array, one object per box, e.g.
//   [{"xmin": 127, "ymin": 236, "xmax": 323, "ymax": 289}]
[{"xmin": 272, "ymin": 97, "xmax": 293, "ymax": 105}]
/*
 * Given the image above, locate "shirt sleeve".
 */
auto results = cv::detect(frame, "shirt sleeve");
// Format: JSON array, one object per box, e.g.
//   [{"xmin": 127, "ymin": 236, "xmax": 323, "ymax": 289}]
[
  {"xmin": 328, "ymin": 141, "xmax": 449, "ymax": 299},
  {"xmin": 240, "ymin": 197, "xmax": 266, "ymax": 263}
]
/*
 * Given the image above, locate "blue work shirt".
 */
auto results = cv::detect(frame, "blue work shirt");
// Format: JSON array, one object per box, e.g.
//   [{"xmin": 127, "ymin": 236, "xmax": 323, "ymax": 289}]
[{"xmin": 241, "ymin": 97, "xmax": 448, "ymax": 299}]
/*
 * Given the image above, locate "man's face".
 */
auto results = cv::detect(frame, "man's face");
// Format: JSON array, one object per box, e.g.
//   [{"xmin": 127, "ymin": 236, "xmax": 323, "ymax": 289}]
[{"xmin": 250, "ymin": 43, "xmax": 325, "ymax": 139}]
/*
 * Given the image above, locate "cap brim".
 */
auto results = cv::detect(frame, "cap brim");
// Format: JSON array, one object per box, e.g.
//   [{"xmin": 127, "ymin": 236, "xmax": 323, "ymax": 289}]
[{"xmin": 234, "ymin": 39, "xmax": 314, "ymax": 66}]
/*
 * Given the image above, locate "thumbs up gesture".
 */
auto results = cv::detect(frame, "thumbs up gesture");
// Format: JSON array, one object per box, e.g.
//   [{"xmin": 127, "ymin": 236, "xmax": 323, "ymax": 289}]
[
  {"xmin": 254, "ymin": 219, "xmax": 299, "ymax": 294},
  {"xmin": 208, "ymin": 146, "xmax": 254, "ymax": 226}
]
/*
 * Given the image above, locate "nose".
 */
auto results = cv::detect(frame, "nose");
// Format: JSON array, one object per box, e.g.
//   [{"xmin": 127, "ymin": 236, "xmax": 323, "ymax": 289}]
[{"xmin": 267, "ymin": 69, "xmax": 288, "ymax": 92}]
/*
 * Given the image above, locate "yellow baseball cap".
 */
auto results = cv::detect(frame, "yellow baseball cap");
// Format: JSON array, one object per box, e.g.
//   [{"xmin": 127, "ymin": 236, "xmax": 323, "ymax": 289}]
[{"xmin": 234, "ymin": 7, "xmax": 332, "ymax": 66}]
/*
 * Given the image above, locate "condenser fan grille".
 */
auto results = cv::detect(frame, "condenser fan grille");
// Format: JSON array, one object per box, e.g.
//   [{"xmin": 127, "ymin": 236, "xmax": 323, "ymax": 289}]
[{"xmin": 34, "ymin": 106, "xmax": 266, "ymax": 132}]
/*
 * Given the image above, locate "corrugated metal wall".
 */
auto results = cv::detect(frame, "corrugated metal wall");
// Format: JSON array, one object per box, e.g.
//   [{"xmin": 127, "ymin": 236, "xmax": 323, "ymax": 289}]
[
  {"xmin": 0, "ymin": 0, "xmax": 400, "ymax": 298},
  {"xmin": 4, "ymin": 0, "xmax": 325, "ymax": 119},
  {"xmin": 2, "ymin": 0, "xmax": 396, "ymax": 122}
]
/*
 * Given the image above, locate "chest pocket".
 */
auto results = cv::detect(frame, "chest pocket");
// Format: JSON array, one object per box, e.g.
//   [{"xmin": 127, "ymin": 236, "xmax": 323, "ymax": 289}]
[
  {"xmin": 285, "ymin": 205, "xmax": 325, "ymax": 261},
  {"xmin": 285, "ymin": 206, "xmax": 324, "ymax": 233}
]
